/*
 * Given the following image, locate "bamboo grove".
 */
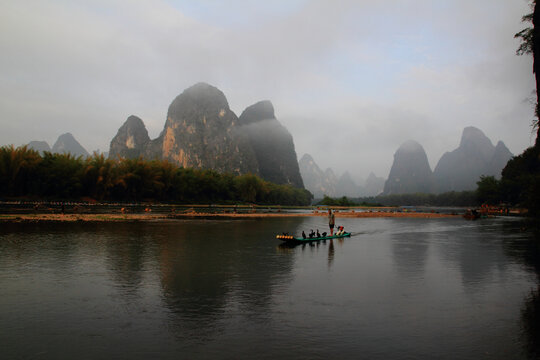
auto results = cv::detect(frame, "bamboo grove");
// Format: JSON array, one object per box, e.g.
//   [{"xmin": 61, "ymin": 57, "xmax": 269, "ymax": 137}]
[{"xmin": 0, "ymin": 145, "xmax": 313, "ymax": 205}]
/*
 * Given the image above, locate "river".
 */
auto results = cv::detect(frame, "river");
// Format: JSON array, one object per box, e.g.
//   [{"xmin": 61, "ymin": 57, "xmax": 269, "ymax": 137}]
[{"xmin": 1, "ymin": 217, "xmax": 539, "ymax": 359}]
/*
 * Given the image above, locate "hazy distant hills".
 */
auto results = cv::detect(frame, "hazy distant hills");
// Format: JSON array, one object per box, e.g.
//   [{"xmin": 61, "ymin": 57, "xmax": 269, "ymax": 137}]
[
  {"xmin": 383, "ymin": 140, "xmax": 433, "ymax": 195},
  {"xmin": 52, "ymin": 133, "xmax": 89, "ymax": 157},
  {"xmin": 298, "ymin": 153, "xmax": 385, "ymax": 198},
  {"xmin": 365, "ymin": 172, "xmax": 386, "ymax": 197},
  {"xmin": 298, "ymin": 154, "xmax": 336, "ymax": 198},
  {"xmin": 27, "ymin": 141, "xmax": 51, "ymax": 154},
  {"xmin": 110, "ymin": 82, "xmax": 304, "ymax": 187},
  {"xmin": 433, "ymin": 127, "xmax": 513, "ymax": 192},
  {"xmin": 383, "ymin": 127, "xmax": 513, "ymax": 195},
  {"xmin": 22, "ymin": 86, "xmax": 513, "ymax": 198},
  {"xmin": 27, "ymin": 133, "xmax": 89, "ymax": 157}
]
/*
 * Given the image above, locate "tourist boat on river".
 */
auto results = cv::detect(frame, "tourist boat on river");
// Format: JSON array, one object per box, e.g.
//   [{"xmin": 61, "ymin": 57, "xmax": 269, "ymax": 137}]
[
  {"xmin": 463, "ymin": 209, "xmax": 480, "ymax": 220},
  {"xmin": 276, "ymin": 232, "xmax": 351, "ymax": 243}
]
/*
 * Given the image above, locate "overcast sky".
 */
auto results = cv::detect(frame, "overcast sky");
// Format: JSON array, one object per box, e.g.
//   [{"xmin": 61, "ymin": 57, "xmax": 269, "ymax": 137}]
[{"xmin": 0, "ymin": 0, "xmax": 536, "ymax": 181}]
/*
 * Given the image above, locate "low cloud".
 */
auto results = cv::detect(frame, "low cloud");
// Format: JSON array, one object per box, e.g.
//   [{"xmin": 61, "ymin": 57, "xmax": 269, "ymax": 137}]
[{"xmin": 0, "ymin": 0, "xmax": 535, "ymax": 178}]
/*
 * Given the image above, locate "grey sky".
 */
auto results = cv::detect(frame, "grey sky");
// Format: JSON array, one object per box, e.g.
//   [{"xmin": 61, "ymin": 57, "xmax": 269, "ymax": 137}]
[{"xmin": 0, "ymin": 0, "xmax": 535, "ymax": 181}]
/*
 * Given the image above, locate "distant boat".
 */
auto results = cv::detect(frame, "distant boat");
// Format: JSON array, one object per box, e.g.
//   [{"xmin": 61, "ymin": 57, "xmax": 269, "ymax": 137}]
[
  {"xmin": 276, "ymin": 232, "xmax": 351, "ymax": 243},
  {"xmin": 463, "ymin": 209, "xmax": 480, "ymax": 220}
]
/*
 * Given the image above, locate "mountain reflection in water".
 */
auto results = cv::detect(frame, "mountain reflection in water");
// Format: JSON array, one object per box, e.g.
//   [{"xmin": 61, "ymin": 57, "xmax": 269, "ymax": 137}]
[{"xmin": 0, "ymin": 217, "xmax": 539, "ymax": 359}]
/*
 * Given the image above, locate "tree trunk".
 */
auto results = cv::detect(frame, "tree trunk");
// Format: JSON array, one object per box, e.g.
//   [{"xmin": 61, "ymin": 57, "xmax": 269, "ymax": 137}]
[{"xmin": 534, "ymin": 0, "xmax": 540, "ymax": 146}]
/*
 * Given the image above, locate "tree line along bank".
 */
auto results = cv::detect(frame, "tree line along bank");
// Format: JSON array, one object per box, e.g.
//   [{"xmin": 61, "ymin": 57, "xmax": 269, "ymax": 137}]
[{"xmin": 0, "ymin": 145, "xmax": 312, "ymax": 206}]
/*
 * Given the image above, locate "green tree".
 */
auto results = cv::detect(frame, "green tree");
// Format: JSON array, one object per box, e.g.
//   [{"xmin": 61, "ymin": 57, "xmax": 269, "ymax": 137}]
[
  {"xmin": 235, "ymin": 174, "xmax": 261, "ymax": 203},
  {"xmin": 515, "ymin": 0, "xmax": 540, "ymax": 143},
  {"xmin": 0, "ymin": 145, "xmax": 42, "ymax": 196},
  {"xmin": 82, "ymin": 154, "xmax": 115, "ymax": 200},
  {"xmin": 476, "ymin": 175, "xmax": 501, "ymax": 205},
  {"xmin": 499, "ymin": 1, "xmax": 540, "ymax": 217},
  {"xmin": 37, "ymin": 152, "xmax": 85, "ymax": 198}
]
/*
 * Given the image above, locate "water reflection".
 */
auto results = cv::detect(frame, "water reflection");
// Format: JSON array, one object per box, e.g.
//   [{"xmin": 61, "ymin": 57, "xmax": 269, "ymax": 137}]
[
  {"xmin": 156, "ymin": 219, "xmax": 297, "ymax": 342},
  {"xmin": 501, "ymin": 220, "xmax": 540, "ymax": 359},
  {"xmin": 391, "ymin": 230, "xmax": 430, "ymax": 278},
  {"xmin": 521, "ymin": 286, "xmax": 540, "ymax": 359},
  {"xmin": 1, "ymin": 218, "xmax": 539, "ymax": 359},
  {"xmin": 328, "ymin": 239, "xmax": 334, "ymax": 267},
  {"xmin": 277, "ymin": 237, "xmax": 338, "ymax": 269},
  {"xmin": 104, "ymin": 224, "xmax": 156, "ymax": 297}
]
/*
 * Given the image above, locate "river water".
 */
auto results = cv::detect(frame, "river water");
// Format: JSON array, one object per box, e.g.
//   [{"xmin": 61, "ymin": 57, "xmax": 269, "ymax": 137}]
[{"xmin": 1, "ymin": 217, "xmax": 539, "ymax": 359}]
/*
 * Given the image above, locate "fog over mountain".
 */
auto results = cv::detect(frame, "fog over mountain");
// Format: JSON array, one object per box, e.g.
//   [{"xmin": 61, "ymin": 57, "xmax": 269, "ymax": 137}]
[
  {"xmin": 433, "ymin": 126, "xmax": 513, "ymax": 192},
  {"xmin": 107, "ymin": 83, "xmax": 304, "ymax": 187},
  {"xmin": 238, "ymin": 100, "xmax": 304, "ymax": 188},
  {"xmin": 299, "ymin": 153, "xmax": 384, "ymax": 198},
  {"xmin": 380, "ymin": 127, "xmax": 513, "ymax": 195},
  {"xmin": 0, "ymin": 1, "xmax": 535, "ymax": 180},
  {"xmin": 383, "ymin": 140, "xmax": 433, "ymax": 195},
  {"xmin": 27, "ymin": 141, "xmax": 51, "ymax": 155},
  {"xmin": 51, "ymin": 133, "xmax": 89, "ymax": 157}
]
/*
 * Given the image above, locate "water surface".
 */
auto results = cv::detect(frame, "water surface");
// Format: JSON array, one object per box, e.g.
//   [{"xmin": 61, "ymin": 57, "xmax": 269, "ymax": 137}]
[{"xmin": 1, "ymin": 217, "xmax": 538, "ymax": 359}]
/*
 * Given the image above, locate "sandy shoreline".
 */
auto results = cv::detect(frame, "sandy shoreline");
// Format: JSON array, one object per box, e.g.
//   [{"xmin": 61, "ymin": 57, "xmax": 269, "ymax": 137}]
[{"xmin": 0, "ymin": 211, "xmax": 460, "ymax": 223}]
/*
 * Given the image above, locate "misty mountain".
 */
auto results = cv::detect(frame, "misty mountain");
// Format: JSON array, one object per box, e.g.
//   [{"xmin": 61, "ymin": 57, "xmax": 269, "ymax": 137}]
[
  {"xmin": 336, "ymin": 171, "xmax": 362, "ymax": 198},
  {"xmin": 299, "ymin": 154, "xmax": 336, "ymax": 198},
  {"xmin": 108, "ymin": 83, "xmax": 308, "ymax": 186},
  {"xmin": 489, "ymin": 141, "xmax": 513, "ymax": 177},
  {"xmin": 109, "ymin": 115, "xmax": 150, "ymax": 159},
  {"xmin": 238, "ymin": 100, "xmax": 304, "ymax": 188},
  {"xmin": 383, "ymin": 140, "xmax": 433, "ymax": 195},
  {"xmin": 132, "ymin": 82, "xmax": 259, "ymax": 176},
  {"xmin": 433, "ymin": 127, "xmax": 513, "ymax": 192},
  {"xmin": 51, "ymin": 133, "xmax": 89, "ymax": 157},
  {"xmin": 364, "ymin": 172, "xmax": 385, "ymax": 196},
  {"xmin": 27, "ymin": 140, "xmax": 51, "ymax": 154},
  {"xmin": 299, "ymin": 153, "xmax": 382, "ymax": 198}
]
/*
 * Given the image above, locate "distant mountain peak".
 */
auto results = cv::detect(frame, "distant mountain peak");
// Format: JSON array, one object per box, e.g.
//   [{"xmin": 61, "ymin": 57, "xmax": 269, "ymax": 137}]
[
  {"xmin": 52, "ymin": 133, "xmax": 89, "ymax": 157},
  {"xmin": 459, "ymin": 126, "xmax": 494, "ymax": 159},
  {"xmin": 170, "ymin": 82, "xmax": 230, "ymax": 114},
  {"xmin": 383, "ymin": 140, "xmax": 433, "ymax": 195},
  {"xmin": 398, "ymin": 139, "xmax": 424, "ymax": 153},
  {"xmin": 27, "ymin": 140, "xmax": 51, "ymax": 154},
  {"xmin": 433, "ymin": 126, "xmax": 512, "ymax": 192},
  {"xmin": 495, "ymin": 140, "xmax": 510, "ymax": 151},
  {"xmin": 238, "ymin": 100, "xmax": 304, "ymax": 187},
  {"xmin": 300, "ymin": 153, "xmax": 314, "ymax": 163},
  {"xmin": 238, "ymin": 100, "xmax": 275, "ymax": 125},
  {"xmin": 109, "ymin": 115, "xmax": 150, "ymax": 159},
  {"xmin": 108, "ymin": 83, "xmax": 306, "ymax": 185}
]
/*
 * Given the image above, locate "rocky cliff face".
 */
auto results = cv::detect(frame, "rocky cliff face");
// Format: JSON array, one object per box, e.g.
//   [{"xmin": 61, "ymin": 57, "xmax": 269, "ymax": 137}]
[
  {"xmin": 433, "ymin": 127, "xmax": 512, "ymax": 192},
  {"xmin": 109, "ymin": 115, "xmax": 150, "ymax": 159},
  {"xmin": 383, "ymin": 140, "xmax": 433, "ymax": 195},
  {"xmin": 27, "ymin": 141, "xmax": 51, "ymax": 155},
  {"xmin": 52, "ymin": 133, "xmax": 89, "ymax": 157},
  {"xmin": 149, "ymin": 83, "xmax": 259, "ymax": 175},
  {"xmin": 238, "ymin": 101, "xmax": 304, "ymax": 188}
]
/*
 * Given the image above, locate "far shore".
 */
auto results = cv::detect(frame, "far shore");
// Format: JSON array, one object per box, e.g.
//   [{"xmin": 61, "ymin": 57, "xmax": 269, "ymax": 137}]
[{"xmin": 0, "ymin": 210, "xmax": 461, "ymax": 223}]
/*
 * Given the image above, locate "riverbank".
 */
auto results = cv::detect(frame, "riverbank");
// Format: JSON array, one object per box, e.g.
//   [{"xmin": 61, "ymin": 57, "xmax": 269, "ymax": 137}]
[{"xmin": 0, "ymin": 210, "xmax": 461, "ymax": 223}]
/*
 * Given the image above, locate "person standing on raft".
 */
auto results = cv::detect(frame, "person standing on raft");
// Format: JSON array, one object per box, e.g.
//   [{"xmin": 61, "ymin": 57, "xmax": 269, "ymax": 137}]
[{"xmin": 328, "ymin": 208, "xmax": 335, "ymax": 235}]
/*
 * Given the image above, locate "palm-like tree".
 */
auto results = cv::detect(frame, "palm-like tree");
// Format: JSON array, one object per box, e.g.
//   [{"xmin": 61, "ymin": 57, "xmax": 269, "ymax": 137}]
[
  {"xmin": 83, "ymin": 154, "xmax": 115, "ymax": 200},
  {"xmin": 0, "ymin": 145, "xmax": 42, "ymax": 196},
  {"xmin": 515, "ymin": 0, "xmax": 540, "ymax": 144}
]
